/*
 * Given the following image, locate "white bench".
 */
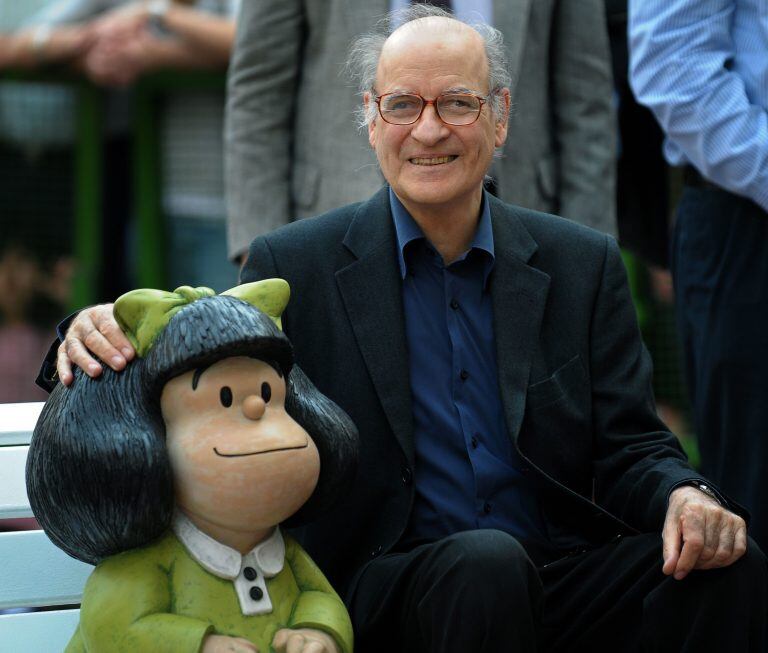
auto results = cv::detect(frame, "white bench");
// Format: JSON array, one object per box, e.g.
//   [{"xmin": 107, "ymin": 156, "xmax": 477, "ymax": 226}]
[{"xmin": 0, "ymin": 402, "xmax": 92, "ymax": 652}]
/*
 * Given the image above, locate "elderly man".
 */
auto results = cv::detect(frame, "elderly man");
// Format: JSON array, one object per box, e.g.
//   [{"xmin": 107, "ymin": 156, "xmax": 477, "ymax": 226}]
[{"xmin": 43, "ymin": 8, "xmax": 766, "ymax": 653}]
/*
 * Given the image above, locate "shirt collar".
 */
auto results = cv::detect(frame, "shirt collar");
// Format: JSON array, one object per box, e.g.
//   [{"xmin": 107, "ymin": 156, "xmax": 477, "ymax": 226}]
[
  {"xmin": 389, "ymin": 187, "xmax": 495, "ymax": 283},
  {"xmin": 172, "ymin": 511, "xmax": 285, "ymax": 580}
]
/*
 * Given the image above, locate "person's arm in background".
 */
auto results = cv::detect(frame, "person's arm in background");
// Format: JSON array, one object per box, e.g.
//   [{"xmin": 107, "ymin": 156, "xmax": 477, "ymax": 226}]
[
  {"xmin": 551, "ymin": 0, "xmax": 617, "ymax": 235},
  {"xmin": 80, "ymin": 1, "xmax": 237, "ymax": 87},
  {"xmin": 0, "ymin": 0, "xmax": 102, "ymax": 69},
  {"xmin": 224, "ymin": 0, "xmax": 304, "ymax": 264},
  {"xmin": 629, "ymin": 0, "xmax": 768, "ymax": 210}
]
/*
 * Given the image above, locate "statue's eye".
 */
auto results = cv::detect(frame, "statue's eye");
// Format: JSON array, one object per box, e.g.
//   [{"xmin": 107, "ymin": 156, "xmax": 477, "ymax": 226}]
[
  {"xmin": 261, "ymin": 382, "xmax": 272, "ymax": 403},
  {"xmin": 220, "ymin": 386, "xmax": 233, "ymax": 407}
]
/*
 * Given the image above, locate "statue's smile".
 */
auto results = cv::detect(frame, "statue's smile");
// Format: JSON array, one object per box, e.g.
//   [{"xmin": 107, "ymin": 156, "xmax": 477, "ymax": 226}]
[{"xmin": 213, "ymin": 440, "xmax": 309, "ymax": 458}]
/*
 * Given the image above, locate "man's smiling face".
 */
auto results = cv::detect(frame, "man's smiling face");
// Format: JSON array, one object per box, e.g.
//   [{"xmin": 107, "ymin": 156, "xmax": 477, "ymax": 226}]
[
  {"xmin": 367, "ymin": 19, "xmax": 509, "ymax": 218},
  {"xmin": 161, "ymin": 356, "xmax": 320, "ymax": 533}
]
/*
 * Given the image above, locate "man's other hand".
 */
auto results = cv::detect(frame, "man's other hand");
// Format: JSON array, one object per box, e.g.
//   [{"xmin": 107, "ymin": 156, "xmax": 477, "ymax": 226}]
[
  {"xmin": 57, "ymin": 303, "xmax": 135, "ymax": 385},
  {"xmin": 662, "ymin": 485, "xmax": 747, "ymax": 580}
]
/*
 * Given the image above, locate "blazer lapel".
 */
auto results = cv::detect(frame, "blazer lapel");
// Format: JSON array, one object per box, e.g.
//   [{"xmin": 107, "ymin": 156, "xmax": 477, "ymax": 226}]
[
  {"xmin": 335, "ymin": 188, "xmax": 415, "ymax": 466},
  {"xmin": 488, "ymin": 197, "xmax": 550, "ymax": 442}
]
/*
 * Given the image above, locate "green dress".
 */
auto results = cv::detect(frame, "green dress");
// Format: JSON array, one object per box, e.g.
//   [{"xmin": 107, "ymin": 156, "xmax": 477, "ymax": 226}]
[{"xmin": 65, "ymin": 530, "xmax": 353, "ymax": 653}]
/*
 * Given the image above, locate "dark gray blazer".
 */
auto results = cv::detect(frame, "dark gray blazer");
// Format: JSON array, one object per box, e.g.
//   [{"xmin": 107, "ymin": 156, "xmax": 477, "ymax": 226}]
[{"xmin": 241, "ymin": 187, "xmax": 704, "ymax": 598}]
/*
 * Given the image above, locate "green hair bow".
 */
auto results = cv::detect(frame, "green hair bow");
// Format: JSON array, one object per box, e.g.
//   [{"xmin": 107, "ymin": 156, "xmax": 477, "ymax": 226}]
[{"xmin": 114, "ymin": 279, "xmax": 290, "ymax": 357}]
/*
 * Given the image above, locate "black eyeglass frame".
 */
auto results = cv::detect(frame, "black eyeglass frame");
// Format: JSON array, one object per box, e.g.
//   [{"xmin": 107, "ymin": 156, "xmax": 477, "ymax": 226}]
[{"xmin": 374, "ymin": 91, "xmax": 494, "ymax": 126}]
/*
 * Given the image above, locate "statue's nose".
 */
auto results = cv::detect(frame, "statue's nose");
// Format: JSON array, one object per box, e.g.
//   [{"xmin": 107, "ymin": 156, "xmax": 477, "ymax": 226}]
[{"xmin": 242, "ymin": 394, "xmax": 266, "ymax": 420}]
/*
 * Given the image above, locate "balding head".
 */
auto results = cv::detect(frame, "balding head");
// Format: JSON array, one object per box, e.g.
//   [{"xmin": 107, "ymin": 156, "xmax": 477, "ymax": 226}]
[
  {"xmin": 348, "ymin": 5, "xmax": 511, "ymax": 126},
  {"xmin": 378, "ymin": 17, "xmax": 489, "ymax": 93}
]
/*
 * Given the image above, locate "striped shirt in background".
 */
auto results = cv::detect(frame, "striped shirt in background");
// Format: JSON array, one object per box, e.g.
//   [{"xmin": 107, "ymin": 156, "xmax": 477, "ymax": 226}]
[{"xmin": 628, "ymin": 0, "xmax": 768, "ymax": 211}]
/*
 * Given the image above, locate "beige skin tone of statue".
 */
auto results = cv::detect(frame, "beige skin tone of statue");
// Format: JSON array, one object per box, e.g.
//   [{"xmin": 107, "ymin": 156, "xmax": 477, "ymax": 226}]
[
  {"xmin": 161, "ymin": 356, "xmax": 339, "ymax": 653},
  {"xmin": 57, "ymin": 15, "xmax": 746, "ymax": 586}
]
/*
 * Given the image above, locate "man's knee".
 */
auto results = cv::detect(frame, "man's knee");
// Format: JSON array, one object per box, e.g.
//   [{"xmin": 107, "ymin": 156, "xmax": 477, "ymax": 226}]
[{"xmin": 422, "ymin": 529, "xmax": 541, "ymax": 605}]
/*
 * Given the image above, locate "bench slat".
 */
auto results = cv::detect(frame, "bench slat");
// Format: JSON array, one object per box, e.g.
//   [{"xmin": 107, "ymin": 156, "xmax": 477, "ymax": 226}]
[
  {"xmin": 0, "ymin": 446, "xmax": 32, "ymax": 519},
  {"xmin": 0, "ymin": 608, "xmax": 80, "ymax": 652},
  {"xmin": 0, "ymin": 402, "xmax": 43, "ymax": 446},
  {"xmin": 0, "ymin": 531, "xmax": 92, "ymax": 609}
]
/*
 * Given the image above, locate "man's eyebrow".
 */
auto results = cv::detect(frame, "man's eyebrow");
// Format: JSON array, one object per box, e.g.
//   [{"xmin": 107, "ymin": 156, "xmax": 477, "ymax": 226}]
[
  {"xmin": 384, "ymin": 86, "xmax": 479, "ymax": 96},
  {"xmin": 191, "ymin": 364, "xmax": 212, "ymax": 390},
  {"xmin": 442, "ymin": 86, "xmax": 476, "ymax": 94}
]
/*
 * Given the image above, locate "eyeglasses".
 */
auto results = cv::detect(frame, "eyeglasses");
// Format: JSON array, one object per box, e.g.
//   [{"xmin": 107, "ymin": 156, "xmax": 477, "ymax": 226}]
[{"xmin": 374, "ymin": 92, "xmax": 491, "ymax": 126}]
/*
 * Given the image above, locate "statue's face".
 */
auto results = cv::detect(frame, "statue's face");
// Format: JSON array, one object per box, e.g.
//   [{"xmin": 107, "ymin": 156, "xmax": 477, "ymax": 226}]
[{"xmin": 160, "ymin": 356, "xmax": 320, "ymax": 534}]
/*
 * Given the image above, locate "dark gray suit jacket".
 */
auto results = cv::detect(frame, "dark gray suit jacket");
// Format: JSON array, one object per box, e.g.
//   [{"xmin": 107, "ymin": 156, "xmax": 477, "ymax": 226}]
[{"xmin": 241, "ymin": 187, "xmax": 703, "ymax": 598}]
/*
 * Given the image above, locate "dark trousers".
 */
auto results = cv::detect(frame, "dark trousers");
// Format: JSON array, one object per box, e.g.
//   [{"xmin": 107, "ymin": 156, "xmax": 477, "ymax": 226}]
[
  {"xmin": 672, "ymin": 186, "xmax": 768, "ymax": 550},
  {"xmin": 347, "ymin": 529, "xmax": 767, "ymax": 652}
]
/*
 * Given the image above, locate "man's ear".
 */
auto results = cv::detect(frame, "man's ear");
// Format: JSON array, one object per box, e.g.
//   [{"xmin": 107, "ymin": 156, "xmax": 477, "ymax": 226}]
[
  {"xmin": 494, "ymin": 88, "xmax": 511, "ymax": 148},
  {"xmin": 363, "ymin": 91, "xmax": 377, "ymax": 149}
]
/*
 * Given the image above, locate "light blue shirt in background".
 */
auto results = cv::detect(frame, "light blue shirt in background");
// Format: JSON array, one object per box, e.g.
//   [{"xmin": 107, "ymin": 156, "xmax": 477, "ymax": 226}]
[{"xmin": 629, "ymin": 0, "xmax": 768, "ymax": 212}]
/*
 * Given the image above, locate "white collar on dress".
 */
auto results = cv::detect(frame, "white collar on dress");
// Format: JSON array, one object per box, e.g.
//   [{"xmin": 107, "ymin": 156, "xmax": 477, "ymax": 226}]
[{"xmin": 172, "ymin": 510, "xmax": 285, "ymax": 579}]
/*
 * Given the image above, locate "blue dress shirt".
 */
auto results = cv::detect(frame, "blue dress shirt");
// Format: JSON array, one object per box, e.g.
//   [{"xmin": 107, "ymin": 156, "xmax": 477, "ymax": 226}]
[
  {"xmin": 629, "ymin": 0, "xmax": 768, "ymax": 211},
  {"xmin": 390, "ymin": 189, "xmax": 548, "ymax": 549}
]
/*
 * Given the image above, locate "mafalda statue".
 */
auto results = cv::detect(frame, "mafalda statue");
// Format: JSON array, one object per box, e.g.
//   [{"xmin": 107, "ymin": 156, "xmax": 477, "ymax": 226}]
[{"xmin": 27, "ymin": 279, "xmax": 357, "ymax": 653}]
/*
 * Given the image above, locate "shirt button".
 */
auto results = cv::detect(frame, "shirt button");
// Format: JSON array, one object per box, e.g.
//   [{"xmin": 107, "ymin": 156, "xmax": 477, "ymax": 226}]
[
  {"xmin": 371, "ymin": 545, "xmax": 383, "ymax": 558},
  {"xmin": 243, "ymin": 567, "xmax": 258, "ymax": 581},
  {"xmin": 450, "ymin": 299, "xmax": 459, "ymax": 310},
  {"xmin": 483, "ymin": 502, "xmax": 492, "ymax": 514},
  {"xmin": 471, "ymin": 435, "xmax": 479, "ymax": 449},
  {"xmin": 401, "ymin": 467, "xmax": 413, "ymax": 486},
  {"xmin": 460, "ymin": 369, "xmax": 469, "ymax": 381},
  {"xmin": 250, "ymin": 586, "xmax": 264, "ymax": 601}
]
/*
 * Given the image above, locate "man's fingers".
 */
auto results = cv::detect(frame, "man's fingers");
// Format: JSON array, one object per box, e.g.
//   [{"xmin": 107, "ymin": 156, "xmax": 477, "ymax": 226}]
[
  {"xmin": 92, "ymin": 308, "xmax": 134, "ymax": 360},
  {"xmin": 83, "ymin": 328, "xmax": 127, "ymax": 371},
  {"xmin": 56, "ymin": 342, "xmax": 74, "ymax": 386},
  {"xmin": 697, "ymin": 517, "xmax": 736, "ymax": 570},
  {"xmin": 56, "ymin": 303, "xmax": 133, "ymax": 380},
  {"xmin": 696, "ymin": 508, "xmax": 722, "ymax": 564},
  {"xmin": 674, "ymin": 512, "xmax": 706, "ymax": 579},
  {"xmin": 64, "ymin": 337, "xmax": 103, "ymax": 379},
  {"xmin": 698, "ymin": 516, "xmax": 748, "ymax": 570},
  {"xmin": 661, "ymin": 510, "xmax": 682, "ymax": 576}
]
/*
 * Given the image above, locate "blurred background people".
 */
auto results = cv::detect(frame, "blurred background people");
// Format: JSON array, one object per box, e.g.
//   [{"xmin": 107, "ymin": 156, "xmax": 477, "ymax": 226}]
[
  {"xmin": 4, "ymin": 0, "xmax": 239, "ymax": 296},
  {"xmin": 630, "ymin": 0, "xmax": 768, "ymax": 550},
  {"xmin": 225, "ymin": 0, "xmax": 617, "ymax": 264},
  {"xmin": 0, "ymin": 0, "xmax": 237, "ymax": 400}
]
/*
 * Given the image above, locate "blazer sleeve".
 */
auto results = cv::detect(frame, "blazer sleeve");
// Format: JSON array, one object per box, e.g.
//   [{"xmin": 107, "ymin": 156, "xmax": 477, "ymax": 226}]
[
  {"xmin": 224, "ymin": 0, "xmax": 304, "ymax": 261},
  {"xmin": 551, "ymin": 0, "xmax": 617, "ymax": 235},
  {"xmin": 589, "ymin": 235, "xmax": 699, "ymax": 530}
]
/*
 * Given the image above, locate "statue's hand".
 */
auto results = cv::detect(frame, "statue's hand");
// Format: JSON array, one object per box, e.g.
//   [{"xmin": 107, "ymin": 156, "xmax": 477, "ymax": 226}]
[
  {"xmin": 57, "ymin": 303, "xmax": 135, "ymax": 385},
  {"xmin": 272, "ymin": 628, "xmax": 340, "ymax": 653},
  {"xmin": 202, "ymin": 634, "xmax": 260, "ymax": 653}
]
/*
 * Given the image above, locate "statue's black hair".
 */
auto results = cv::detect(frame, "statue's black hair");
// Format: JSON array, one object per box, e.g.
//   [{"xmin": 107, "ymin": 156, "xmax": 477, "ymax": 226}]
[{"xmin": 27, "ymin": 295, "xmax": 357, "ymax": 565}]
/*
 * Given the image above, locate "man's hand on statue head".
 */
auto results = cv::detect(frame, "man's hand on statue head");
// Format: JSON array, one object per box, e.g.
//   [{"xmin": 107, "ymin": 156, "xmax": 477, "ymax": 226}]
[
  {"xmin": 662, "ymin": 485, "xmax": 748, "ymax": 580},
  {"xmin": 272, "ymin": 628, "xmax": 340, "ymax": 653},
  {"xmin": 57, "ymin": 303, "xmax": 135, "ymax": 385}
]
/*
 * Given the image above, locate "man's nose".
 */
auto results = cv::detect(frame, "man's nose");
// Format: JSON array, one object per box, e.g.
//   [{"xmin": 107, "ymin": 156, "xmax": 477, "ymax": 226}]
[
  {"xmin": 410, "ymin": 103, "xmax": 449, "ymax": 143},
  {"xmin": 242, "ymin": 394, "xmax": 266, "ymax": 420}
]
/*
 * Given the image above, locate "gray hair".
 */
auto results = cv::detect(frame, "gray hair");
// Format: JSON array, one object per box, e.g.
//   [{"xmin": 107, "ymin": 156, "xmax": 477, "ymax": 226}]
[{"xmin": 347, "ymin": 5, "xmax": 511, "ymax": 128}]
